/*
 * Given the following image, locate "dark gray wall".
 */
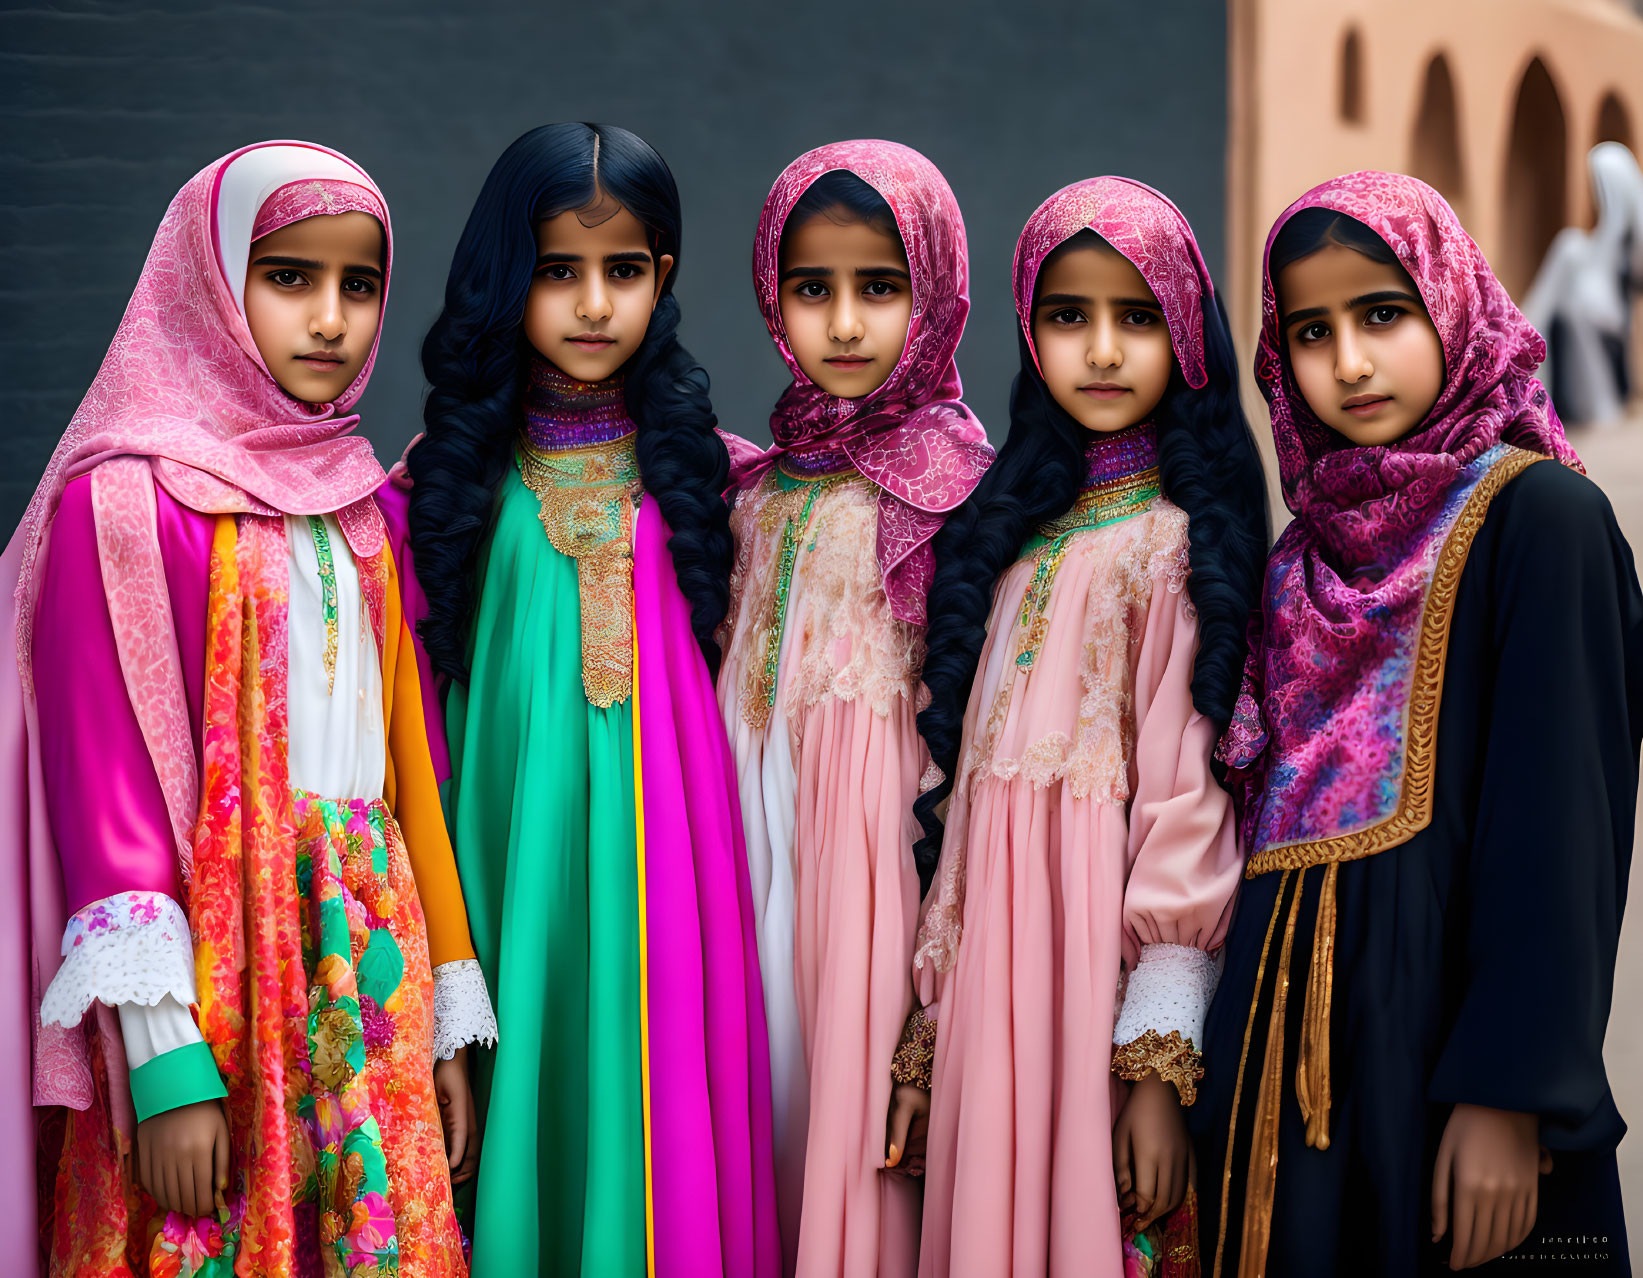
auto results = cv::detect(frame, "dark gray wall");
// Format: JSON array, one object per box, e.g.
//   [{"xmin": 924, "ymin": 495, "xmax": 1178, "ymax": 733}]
[{"xmin": 0, "ymin": 0, "xmax": 1227, "ymax": 529}]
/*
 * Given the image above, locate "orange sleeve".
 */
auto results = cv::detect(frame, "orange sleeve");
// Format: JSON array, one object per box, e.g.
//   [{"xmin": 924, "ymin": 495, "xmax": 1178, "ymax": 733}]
[{"xmin": 380, "ymin": 551, "xmax": 476, "ymax": 969}]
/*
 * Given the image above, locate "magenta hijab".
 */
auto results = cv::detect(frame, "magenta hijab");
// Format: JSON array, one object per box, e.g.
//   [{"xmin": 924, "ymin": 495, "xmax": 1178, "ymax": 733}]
[
  {"xmin": 1221, "ymin": 171, "xmax": 1580, "ymax": 860},
  {"xmin": 731, "ymin": 139, "xmax": 992, "ymax": 625},
  {"xmin": 1012, "ymin": 175, "xmax": 1215, "ymax": 387},
  {"xmin": 0, "ymin": 143, "xmax": 392, "ymax": 1265}
]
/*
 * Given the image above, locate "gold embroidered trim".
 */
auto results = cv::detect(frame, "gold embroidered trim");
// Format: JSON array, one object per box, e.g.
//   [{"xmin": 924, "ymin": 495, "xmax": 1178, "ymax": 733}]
[
  {"xmin": 738, "ymin": 468, "xmax": 864, "ymax": 731},
  {"xmin": 516, "ymin": 433, "xmax": 643, "ymax": 708},
  {"xmin": 890, "ymin": 1004, "xmax": 937, "ymax": 1092},
  {"xmin": 1244, "ymin": 449, "xmax": 1541, "ymax": 878},
  {"xmin": 1112, "ymin": 1027, "xmax": 1205, "ymax": 1108},
  {"xmin": 1212, "ymin": 869, "xmax": 1292, "ymax": 1278}
]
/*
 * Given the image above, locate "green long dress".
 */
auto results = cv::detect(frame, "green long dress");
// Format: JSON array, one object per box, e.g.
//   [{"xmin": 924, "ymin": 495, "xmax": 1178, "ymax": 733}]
[{"xmin": 445, "ymin": 465, "xmax": 647, "ymax": 1275}]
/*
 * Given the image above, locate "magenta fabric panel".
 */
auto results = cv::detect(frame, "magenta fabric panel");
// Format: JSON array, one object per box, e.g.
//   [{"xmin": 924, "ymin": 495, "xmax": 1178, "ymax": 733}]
[
  {"xmin": 633, "ymin": 501, "xmax": 781, "ymax": 1277},
  {"xmin": 374, "ymin": 479, "xmax": 451, "ymax": 783},
  {"xmin": 35, "ymin": 475, "xmax": 210, "ymax": 913}
]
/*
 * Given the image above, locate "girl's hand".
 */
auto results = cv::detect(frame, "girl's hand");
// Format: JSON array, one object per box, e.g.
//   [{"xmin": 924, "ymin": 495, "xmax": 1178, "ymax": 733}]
[
  {"xmin": 1112, "ymin": 1072, "xmax": 1192, "ymax": 1234},
  {"xmin": 883, "ymin": 1082, "xmax": 931, "ymax": 1177},
  {"xmin": 434, "ymin": 1047, "xmax": 480, "ymax": 1185},
  {"xmin": 138, "ymin": 1099, "xmax": 230, "ymax": 1218},
  {"xmin": 1431, "ymin": 1103, "xmax": 1552, "ymax": 1270}
]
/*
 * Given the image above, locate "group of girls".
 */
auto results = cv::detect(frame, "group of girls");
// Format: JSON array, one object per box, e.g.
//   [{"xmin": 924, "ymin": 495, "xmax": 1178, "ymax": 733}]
[{"xmin": 1, "ymin": 120, "xmax": 1636, "ymax": 1278}]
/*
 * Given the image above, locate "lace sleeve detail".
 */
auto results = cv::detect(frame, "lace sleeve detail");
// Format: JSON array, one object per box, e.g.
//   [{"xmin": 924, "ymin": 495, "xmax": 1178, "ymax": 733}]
[
  {"xmin": 1111, "ymin": 942, "xmax": 1218, "ymax": 1105},
  {"xmin": 39, "ymin": 891, "xmax": 197, "ymax": 1029},
  {"xmin": 431, "ymin": 958, "xmax": 499, "ymax": 1062}
]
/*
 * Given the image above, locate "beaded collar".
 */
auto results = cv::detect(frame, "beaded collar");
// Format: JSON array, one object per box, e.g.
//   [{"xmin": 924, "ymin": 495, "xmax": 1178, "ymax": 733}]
[{"xmin": 521, "ymin": 358, "xmax": 636, "ymax": 451}]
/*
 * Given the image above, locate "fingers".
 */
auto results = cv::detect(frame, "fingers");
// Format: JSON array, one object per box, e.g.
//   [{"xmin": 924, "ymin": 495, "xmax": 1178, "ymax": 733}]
[
  {"xmin": 192, "ymin": 1145, "xmax": 214, "ymax": 1221},
  {"xmin": 1131, "ymin": 1144, "xmax": 1159, "ymax": 1232},
  {"xmin": 1112, "ymin": 1123, "xmax": 1134, "ymax": 1206},
  {"xmin": 214, "ymin": 1120, "xmax": 231, "ymax": 1212},
  {"xmin": 885, "ymin": 1097, "xmax": 913, "ymax": 1169},
  {"xmin": 1448, "ymin": 1187, "xmax": 1475, "ymax": 1271},
  {"xmin": 1431, "ymin": 1137, "xmax": 1452, "ymax": 1243},
  {"xmin": 163, "ymin": 1157, "xmax": 183, "ymax": 1220},
  {"xmin": 1465, "ymin": 1199, "xmax": 1496, "ymax": 1270},
  {"xmin": 446, "ymin": 1095, "xmax": 469, "ymax": 1174}
]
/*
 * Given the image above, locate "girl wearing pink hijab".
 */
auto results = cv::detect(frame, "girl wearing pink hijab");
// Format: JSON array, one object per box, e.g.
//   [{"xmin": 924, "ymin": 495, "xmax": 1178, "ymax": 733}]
[
  {"xmin": 906, "ymin": 179, "xmax": 1267, "ymax": 1277},
  {"xmin": 717, "ymin": 140, "xmax": 992, "ymax": 1276},
  {"xmin": 1199, "ymin": 173, "xmax": 1638, "ymax": 1275},
  {"xmin": 1, "ymin": 141, "xmax": 495, "ymax": 1275}
]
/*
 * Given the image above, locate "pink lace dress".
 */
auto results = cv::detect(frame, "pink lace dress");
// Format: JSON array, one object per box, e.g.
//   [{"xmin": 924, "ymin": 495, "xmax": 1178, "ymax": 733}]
[
  {"xmin": 718, "ymin": 467, "xmax": 928, "ymax": 1278},
  {"xmin": 912, "ymin": 495, "xmax": 1241, "ymax": 1278}
]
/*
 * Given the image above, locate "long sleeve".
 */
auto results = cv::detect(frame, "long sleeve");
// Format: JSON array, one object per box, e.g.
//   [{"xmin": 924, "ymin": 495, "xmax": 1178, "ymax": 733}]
[
  {"xmin": 379, "ymin": 541, "xmax": 496, "ymax": 1059},
  {"xmin": 1112, "ymin": 579, "xmax": 1242, "ymax": 1102},
  {"xmin": 1427, "ymin": 464, "xmax": 1642, "ymax": 1150},
  {"xmin": 34, "ymin": 476, "xmax": 225, "ymax": 1121}
]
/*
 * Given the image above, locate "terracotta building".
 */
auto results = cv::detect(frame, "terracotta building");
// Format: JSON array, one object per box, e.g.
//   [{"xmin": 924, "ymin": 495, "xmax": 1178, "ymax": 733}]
[{"xmin": 1226, "ymin": 0, "xmax": 1643, "ymax": 354}]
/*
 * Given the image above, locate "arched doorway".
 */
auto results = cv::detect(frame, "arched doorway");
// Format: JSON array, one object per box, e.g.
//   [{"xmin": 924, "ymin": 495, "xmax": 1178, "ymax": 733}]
[
  {"xmin": 1596, "ymin": 91, "xmax": 1633, "ymax": 150},
  {"xmin": 1340, "ymin": 28, "xmax": 1364, "ymax": 124},
  {"xmin": 1410, "ymin": 52, "xmax": 1466, "ymax": 222},
  {"xmin": 1501, "ymin": 56, "xmax": 1568, "ymax": 297}
]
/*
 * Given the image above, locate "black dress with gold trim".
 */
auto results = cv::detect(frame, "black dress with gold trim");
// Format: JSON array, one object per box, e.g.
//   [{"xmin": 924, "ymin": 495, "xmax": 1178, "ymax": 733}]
[{"xmin": 1193, "ymin": 460, "xmax": 1643, "ymax": 1276}]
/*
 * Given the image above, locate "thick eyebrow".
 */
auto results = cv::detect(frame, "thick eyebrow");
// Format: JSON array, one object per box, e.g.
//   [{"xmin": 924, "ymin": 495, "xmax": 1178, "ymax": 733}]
[
  {"xmin": 1347, "ymin": 288, "xmax": 1420, "ymax": 310},
  {"xmin": 251, "ymin": 254, "xmax": 382, "ymax": 281},
  {"xmin": 1281, "ymin": 305, "xmax": 1329, "ymax": 330},
  {"xmin": 781, "ymin": 265, "xmax": 833, "ymax": 281},
  {"xmin": 855, "ymin": 265, "xmax": 910, "ymax": 280}
]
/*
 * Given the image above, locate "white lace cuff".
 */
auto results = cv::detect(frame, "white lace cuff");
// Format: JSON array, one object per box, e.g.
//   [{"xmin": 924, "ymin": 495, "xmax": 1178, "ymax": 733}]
[
  {"xmin": 40, "ymin": 891, "xmax": 197, "ymax": 1029},
  {"xmin": 1113, "ymin": 942, "xmax": 1218, "ymax": 1054},
  {"xmin": 431, "ymin": 959, "xmax": 498, "ymax": 1062}
]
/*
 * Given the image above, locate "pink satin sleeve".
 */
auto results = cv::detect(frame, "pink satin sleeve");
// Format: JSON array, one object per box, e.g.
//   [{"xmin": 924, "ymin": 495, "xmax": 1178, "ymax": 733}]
[
  {"xmin": 1120, "ymin": 582, "xmax": 1242, "ymax": 964},
  {"xmin": 35, "ymin": 476, "xmax": 211, "ymax": 913}
]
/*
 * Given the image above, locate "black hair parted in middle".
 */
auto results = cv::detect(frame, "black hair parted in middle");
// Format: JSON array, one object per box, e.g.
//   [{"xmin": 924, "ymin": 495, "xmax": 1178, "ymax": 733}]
[
  {"xmin": 782, "ymin": 169, "xmax": 902, "ymax": 245},
  {"xmin": 408, "ymin": 122, "xmax": 732, "ymax": 683},
  {"xmin": 911, "ymin": 230, "xmax": 1270, "ymax": 891}
]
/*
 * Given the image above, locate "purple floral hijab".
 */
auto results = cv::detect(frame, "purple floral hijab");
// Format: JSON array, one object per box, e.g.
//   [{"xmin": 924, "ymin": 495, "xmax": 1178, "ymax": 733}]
[
  {"xmin": 729, "ymin": 139, "xmax": 992, "ymax": 626},
  {"xmin": 1222, "ymin": 171, "xmax": 1581, "ymax": 865}
]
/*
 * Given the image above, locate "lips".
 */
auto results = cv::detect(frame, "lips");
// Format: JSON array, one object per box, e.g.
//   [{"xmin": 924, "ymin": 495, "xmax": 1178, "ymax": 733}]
[
  {"xmin": 1341, "ymin": 393, "xmax": 1392, "ymax": 417},
  {"xmin": 825, "ymin": 355, "xmax": 871, "ymax": 368},
  {"xmin": 296, "ymin": 353, "xmax": 345, "ymax": 370},
  {"xmin": 568, "ymin": 333, "xmax": 616, "ymax": 351},
  {"xmin": 1079, "ymin": 382, "xmax": 1129, "ymax": 399}
]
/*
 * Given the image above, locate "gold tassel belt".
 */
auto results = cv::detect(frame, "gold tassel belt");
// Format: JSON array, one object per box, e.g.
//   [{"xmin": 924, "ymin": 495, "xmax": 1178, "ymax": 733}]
[{"xmin": 1212, "ymin": 449, "xmax": 1542, "ymax": 1278}]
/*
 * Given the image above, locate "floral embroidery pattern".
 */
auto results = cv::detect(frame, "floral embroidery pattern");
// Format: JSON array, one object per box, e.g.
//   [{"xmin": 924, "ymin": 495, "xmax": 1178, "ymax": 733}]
[{"xmin": 49, "ymin": 514, "xmax": 465, "ymax": 1278}]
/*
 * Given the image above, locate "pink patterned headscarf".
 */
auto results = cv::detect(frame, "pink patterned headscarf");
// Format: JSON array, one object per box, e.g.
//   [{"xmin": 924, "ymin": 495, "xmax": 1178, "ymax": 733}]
[
  {"xmin": 732, "ymin": 139, "xmax": 992, "ymax": 625},
  {"xmin": 0, "ymin": 142, "xmax": 392, "ymax": 1181},
  {"xmin": 1012, "ymin": 176, "xmax": 1215, "ymax": 388},
  {"xmin": 1220, "ymin": 171, "xmax": 1581, "ymax": 862}
]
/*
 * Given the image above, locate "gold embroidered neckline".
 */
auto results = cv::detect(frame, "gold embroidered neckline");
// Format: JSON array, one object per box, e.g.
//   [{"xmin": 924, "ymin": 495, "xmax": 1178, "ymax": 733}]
[{"xmin": 515, "ymin": 432, "xmax": 643, "ymax": 708}]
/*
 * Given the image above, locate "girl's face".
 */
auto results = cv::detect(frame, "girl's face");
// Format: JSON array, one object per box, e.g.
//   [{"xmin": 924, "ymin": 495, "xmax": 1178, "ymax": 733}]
[
  {"xmin": 778, "ymin": 212, "xmax": 912, "ymax": 398},
  {"xmin": 1032, "ymin": 243, "xmax": 1174, "ymax": 433},
  {"xmin": 524, "ymin": 200, "xmax": 675, "ymax": 383},
  {"xmin": 1278, "ymin": 243, "xmax": 1445, "ymax": 446},
  {"xmin": 244, "ymin": 211, "xmax": 385, "ymax": 405}
]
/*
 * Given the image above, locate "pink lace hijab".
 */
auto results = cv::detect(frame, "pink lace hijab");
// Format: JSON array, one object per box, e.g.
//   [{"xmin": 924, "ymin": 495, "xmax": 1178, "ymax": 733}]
[
  {"xmin": 1, "ymin": 142, "xmax": 393, "ymax": 1141},
  {"xmin": 730, "ymin": 139, "xmax": 993, "ymax": 625},
  {"xmin": 1011, "ymin": 176, "xmax": 1215, "ymax": 388}
]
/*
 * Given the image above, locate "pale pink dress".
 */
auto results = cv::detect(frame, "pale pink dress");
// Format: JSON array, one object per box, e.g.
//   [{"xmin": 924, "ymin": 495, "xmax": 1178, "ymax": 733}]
[
  {"xmin": 912, "ymin": 497, "xmax": 1242, "ymax": 1278},
  {"xmin": 719, "ymin": 471, "xmax": 926, "ymax": 1278}
]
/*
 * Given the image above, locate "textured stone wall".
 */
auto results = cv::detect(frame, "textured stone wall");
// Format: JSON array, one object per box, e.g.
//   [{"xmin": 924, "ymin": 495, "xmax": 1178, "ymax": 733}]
[{"xmin": 0, "ymin": 0, "xmax": 1227, "ymax": 527}]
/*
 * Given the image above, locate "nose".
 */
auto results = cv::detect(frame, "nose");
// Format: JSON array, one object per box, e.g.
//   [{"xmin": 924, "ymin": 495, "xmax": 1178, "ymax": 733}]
[
  {"xmin": 577, "ymin": 273, "xmax": 613, "ymax": 323},
  {"xmin": 310, "ymin": 284, "xmax": 346, "ymax": 343},
  {"xmin": 1086, "ymin": 312, "xmax": 1122, "ymax": 370},
  {"xmin": 829, "ymin": 292, "xmax": 866, "ymax": 344},
  {"xmin": 1335, "ymin": 324, "xmax": 1373, "ymax": 384}
]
